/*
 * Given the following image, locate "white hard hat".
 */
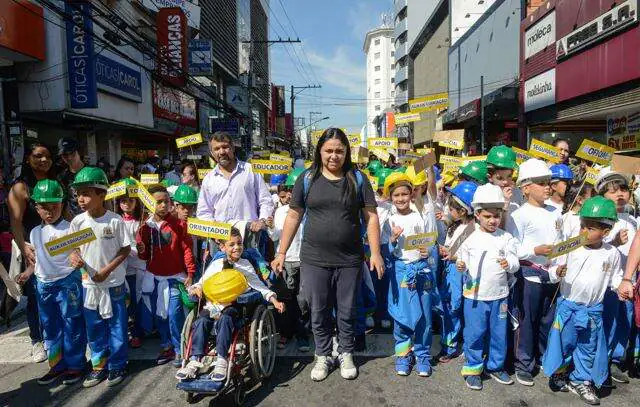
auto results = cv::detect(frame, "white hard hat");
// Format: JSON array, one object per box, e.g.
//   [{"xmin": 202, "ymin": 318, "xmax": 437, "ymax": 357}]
[
  {"xmin": 516, "ymin": 158, "xmax": 552, "ymax": 187},
  {"xmin": 471, "ymin": 184, "xmax": 505, "ymax": 210},
  {"xmin": 595, "ymin": 166, "xmax": 629, "ymax": 193}
]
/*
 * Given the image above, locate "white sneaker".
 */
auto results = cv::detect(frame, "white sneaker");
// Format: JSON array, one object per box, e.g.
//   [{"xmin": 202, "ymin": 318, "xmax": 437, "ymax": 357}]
[
  {"xmin": 32, "ymin": 342, "xmax": 47, "ymax": 363},
  {"xmin": 365, "ymin": 316, "xmax": 375, "ymax": 328},
  {"xmin": 210, "ymin": 357, "xmax": 228, "ymax": 382},
  {"xmin": 310, "ymin": 355, "xmax": 334, "ymax": 381},
  {"xmin": 338, "ymin": 352, "xmax": 358, "ymax": 380}
]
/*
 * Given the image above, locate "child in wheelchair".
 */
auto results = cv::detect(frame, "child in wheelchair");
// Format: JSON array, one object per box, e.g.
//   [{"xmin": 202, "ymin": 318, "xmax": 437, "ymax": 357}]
[{"xmin": 177, "ymin": 227, "xmax": 285, "ymax": 382}]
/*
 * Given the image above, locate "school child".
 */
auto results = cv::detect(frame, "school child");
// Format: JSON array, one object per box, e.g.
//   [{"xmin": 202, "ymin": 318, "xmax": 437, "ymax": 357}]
[
  {"xmin": 173, "ymin": 184, "xmax": 198, "ymax": 222},
  {"xmin": 506, "ymin": 158, "xmax": 565, "ymax": 386},
  {"xmin": 438, "ymin": 181, "xmax": 478, "ymax": 363},
  {"xmin": 268, "ymin": 168, "xmax": 310, "ymax": 352},
  {"xmin": 177, "ymin": 227, "xmax": 285, "ymax": 381},
  {"xmin": 457, "ymin": 184, "xmax": 519, "ymax": 390},
  {"xmin": 543, "ymin": 196, "xmax": 622, "ymax": 405},
  {"xmin": 136, "ymin": 184, "xmax": 197, "ymax": 366},
  {"xmin": 68, "ymin": 167, "xmax": 131, "ymax": 387},
  {"xmin": 485, "ymin": 145, "xmax": 522, "ymax": 214},
  {"xmin": 30, "ymin": 180, "xmax": 87, "ymax": 386},
  {"xmin": 115, "ymin": 180, "xmax": 147, "ymax": 348},
  {"xmin": 546, "ymin": 164, "xmax": 574, "ymax": 214},
  {"xmin": 382, "ymin": 172, "xmax": 439, "ymax": 377},
  {"xmin": 269, "ymin": 174, "xmax": 289, "ymax": 209},
  {"xmin": 562, "ymin": 184, "xmax": 595, "ymax": 238},
  {"xmin": 458, "ymin": 161, "xmax": 488, "ymax": 186},
  {"xmin": 595, "ymin": 168, "xmax": 638, "ymax": 384}
]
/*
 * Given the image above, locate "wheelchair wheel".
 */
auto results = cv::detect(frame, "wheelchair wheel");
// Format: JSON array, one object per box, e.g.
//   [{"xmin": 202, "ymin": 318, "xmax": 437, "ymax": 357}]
[
  {"xmin": 249, "ymin": 304, "xmax": 277, "ymax": 379},
  {"xmin": 233, "ymin": 379, "xmax": 246, "ymax": 406}
]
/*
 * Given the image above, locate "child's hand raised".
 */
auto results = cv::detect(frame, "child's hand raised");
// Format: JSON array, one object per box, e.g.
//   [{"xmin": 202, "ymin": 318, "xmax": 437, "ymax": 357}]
[{"xmin": 390, "ymin": 223, "xmax": 404, "ymax": 243}]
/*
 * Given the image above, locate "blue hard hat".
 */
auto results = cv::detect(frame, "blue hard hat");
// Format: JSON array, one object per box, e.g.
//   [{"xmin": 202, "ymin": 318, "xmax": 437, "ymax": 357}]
[
  {"xmin": 447, "ymin": 181, "xmax": 478, "ymax": 212},
  {"xmin": 270, "ymin": 173, "xmax": 288, "ymax": 186},
  {"xmin": 432, "ymin": 165, "xmax": 442, "ymax": 183},
  {"xmin": 549, "ymin": 164, "xmax": 573, "ymax": 182}
]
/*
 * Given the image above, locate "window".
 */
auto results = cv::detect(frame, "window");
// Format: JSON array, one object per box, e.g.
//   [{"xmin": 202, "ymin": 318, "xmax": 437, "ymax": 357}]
[
  {"xmin": 391, "ymin": 51, "xmax": 395, "ymax": 57},
  {"xmin": 375, "ymin": 105, "xmax": 381, "ymax": 111},
  {"xmin": 374, "ymin": 92, "xmax": 381, "ymax": 98},
  {"xmin": 374, "ymin": 78, "xmax": 381, "ymax": 85},
  {"xmin": 374, "ymin": 52, "xmax": 380, "ymax": 59},
  {"xmin": 374, "ymin": 39, "xmax": 380, "ymax": 45},
  {"xmin": 391, "ymin": 91, "xmax": 395, "ymax": 97},
  {"xmin": 374, "ymin": 66, "xmax": 380, "ymax": 72},
  {"xmin": 391, "ymin": 77, "xmax": 395, "ymax": 83}
]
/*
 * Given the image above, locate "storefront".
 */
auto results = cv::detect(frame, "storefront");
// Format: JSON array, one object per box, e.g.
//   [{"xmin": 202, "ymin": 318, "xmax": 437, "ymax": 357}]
[{"xmin": 520, "ymin": 0, "xmax": 640, "ymax": 154}]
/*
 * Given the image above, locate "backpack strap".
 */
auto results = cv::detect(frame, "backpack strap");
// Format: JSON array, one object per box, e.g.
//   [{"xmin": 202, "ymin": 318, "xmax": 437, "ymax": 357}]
[{"xmin": 354, "ymin": 169, "xmax": 364, "ymax": 206}]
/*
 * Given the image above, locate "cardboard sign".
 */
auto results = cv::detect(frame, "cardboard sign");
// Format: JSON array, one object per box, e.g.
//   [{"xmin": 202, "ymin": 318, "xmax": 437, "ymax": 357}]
[
  {"xmin": 351, "ymin": 146, "xmax": 369, "ymax": 164},
  {"xmin": 175, "ymin": 133, "xmax": 203, "ymax": 148},
  {"xmin": 404, "ymin": 232, "xmax": 438, "ymax": 250},
  {"xmin": 416, "ymin": 148, "xmax": 433, "ymax": 155},
  {"xmin": 250, "ymin": 160, "xmax": 290, "ymax": 175},
  {"xmin": 368, "ymin": 176, "xmax": 379, "ymax": 191},
  {"xmin": 584, "ymin": 166, "xmax": 600, "ymax": 185},
  {"xmin": 105, "ymin": 181, "xmax": 127, "ymax": 200},
  {"xmin": 611, "ymin": 154, "xmax": 640, "ymax": 174},
  {"xmin": 137, "ymin": 183, "xmax": 157, "ymax": 214},
  {"xmin": 548, "ymin": 233, "xmax": 588, "ymax": 259},
  {"xmin": 439, "ymin": 155, "xmax": 463, "ymax": 168},
  {"xmin": 395, "ymin": 112, "xmax": 421, "ymax": 125},
  {"xmin": 269, "ymin": 153, "xmax": 292, "ymax": 163},
  {"xmin": 187, "ymin": 218, "xmax": 232, "ymax": 240},
  {"xmin": 439, "ymin": 138, "xmax": 464, "ymax": 150},
  {"xmin": 528, "ymin": 139, "xmax": 561, "ymax": 163},
  {"xmin": 370, "ymin": 148, "xmax": 391, "ymax": 162},
  {"xmin": 198, "ymin": 168, "xmax": 212, "ymax": 180},
  {"xmin": 575, "ymin": 139, "xmax": 615, "ymax": 165},
  {"xmin": 398, "ymin": 143, "xmax": 412, "ymax": 151},
  {"xmin": 140, "ymin": 173, "xmax": 160, "ymax": 185},
  {"xmin": 433, "ymin": 130, "xmax": 464, "ymax": 144},
  {"xmin": 45, "ymin": 228, "xmax": 96, "ymax": 256},
  {"xmin": 368, "ymin": 137, "xmax": 398, "ymax": 150},
  {"xmin": 413, "ymin": 150, "xmax": 437, "ymax": 173},
  {"xmin": 512, "ymin": 146, "xmax": 532, "ymax": 164},
  {"xmin": 348, "ymin": 134, "xmax": 362, "ymax": 146}
]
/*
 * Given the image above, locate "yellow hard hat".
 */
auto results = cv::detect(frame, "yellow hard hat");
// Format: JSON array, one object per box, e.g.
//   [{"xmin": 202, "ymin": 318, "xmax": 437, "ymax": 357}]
[
  {"xmin": 439, "ymin": 171, "xmax": 458, "ymax": 188},
  {"xmin": 383, "ymin": 172, "xmax": 413, "ymax": 198},
  {"xmin": 203, "ymin": 269, "xmax": 248, "ymax": 304},
  {"xmin": 405, "ymin": 164, "xmax": 427, "ymax": 186}
]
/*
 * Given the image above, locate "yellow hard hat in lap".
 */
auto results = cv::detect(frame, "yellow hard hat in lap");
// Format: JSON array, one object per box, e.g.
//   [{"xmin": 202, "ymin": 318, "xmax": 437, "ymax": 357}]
[{"xmin": 203, "ymin": 269, "xmax": 249, "ymax": 304}]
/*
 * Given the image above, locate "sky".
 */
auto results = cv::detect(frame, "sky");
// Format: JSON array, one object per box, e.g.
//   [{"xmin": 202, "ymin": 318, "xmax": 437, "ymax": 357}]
[{"xmin": 269, "ymin": 0, "xmax": 394, "ymax": 134}]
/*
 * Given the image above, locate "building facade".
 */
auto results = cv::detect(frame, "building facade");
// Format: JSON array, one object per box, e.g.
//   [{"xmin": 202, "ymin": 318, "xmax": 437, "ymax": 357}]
[
  {"xmin": 363, "ymin": 27, "xmax": 395, "ymax": 138},
  {"xmin": 394, "ymin": 0, "xmax": 409, "ymax": 110}
]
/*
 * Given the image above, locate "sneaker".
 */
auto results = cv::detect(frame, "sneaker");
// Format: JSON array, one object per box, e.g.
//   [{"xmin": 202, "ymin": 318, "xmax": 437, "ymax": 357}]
[
  {"xmin": 129, "ymin": 337, "xmax": 142, "ymax": 348},
  {"xmin": 549, "ymin": 373, "xmax": 569, "ymax": 392},
  {"xmin": 310, "ymin": 355, "xmax": 334, "ymax": 381},
  {"xmin": 465, "ymin": 375, "xmax": 483, "ymax": 390},
  {"xmin": 37, "ymin": 369, "xmax": 65, "ymax": 385},
  {"xmin": 82, "ymin": 369, "xmax": 108, "ymax": 388},
  {"xmin": 156, "ymin": 347, "xmax": 176, "ymax": 366},
  {"xmin": 416, "ymin": 356, "xmax": 432, "ymax": 377},
  {"xmin": 32, "ymin": 342, "xmax": 47, "ymax": 363},
  {"xmin": 516, "ymin": 371, "xmax": 534, "ymax": 386},
  {"xmin": 211, "ymin": 358, "xmax": 228, "ymax": 382},
  {"xmin": 107, "ymin": 369, "xmax": 126, "ymax": 387},
  {"xmin": 354, "ymin": 334, "xmax": 366, "ymax": 352},
  {"xmin": 610, "ymin": 363, "xmax": 630, "ymax": 384},
  {"xmin": 338, "ymin": 352, "xmax": 358, "ymax": 380},
  {"xmin": 395, "ymin": 355, "xmax": 413, "ymax": 376},
  {"xmin": 61, "ymin": 370, "xmax": 84, "ymax": 385},
  {"xmin": 365, "ymin": 316, "xmax": 375, "ymax": 329},
  {"xmin": 176, "ymin": 359, "xmax": 204, "ymax": 381},
  {"xmin": 380, "ymin": 319, "xmax": 392, "ymax": 329},
  {"xmin": 297, "ymin": 338, "xmax": 310, "ymax": 352},
  {"xmin": 489, "ymin": 370, "xmax": 514, "ymax": 385},
  {"xmin": 568, "ymin": 381, "xmax": 600, "ymax": 405},
  {"xmin": 171, "ymin": 354, "xmax": 183, "ymax": 368},
  {"xmin": 438, "ymin": 351, "xmax": 460, "ymax": 364},
  {"xmin": 277, "ymin": 336, "xmax": 288, "ymax": 350}
]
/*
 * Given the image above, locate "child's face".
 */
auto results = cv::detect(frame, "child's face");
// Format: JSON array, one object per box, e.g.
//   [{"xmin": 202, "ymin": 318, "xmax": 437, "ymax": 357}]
[
  {"xmin": 76, "ymin": 187, "xmax": 104, "ymax": 213},
  {"xmin": 475, "ymin": 208, "xmax": 502, "ymax": 233},
  {"xmin": 175, "ymin": 203, "xmax": 194, "ymax": 221},
  {"xmin": 36, "ymin": 202, "xmax": 63, "ymax": 224},
  {"xmin": 448, "ymin": 200, "xmax": 466, "ymax": 222},
  {"xmin": 391, "ymin": 186, "xmax": 412, "ymax": 213},
  {"xmin": 488, "ymin": 169, "xmax": 514, "ymax": 188},
  {"xmin": 119, "ymin": 197, "xmax": 137, "ymax": 214},
  {"xmin": 551, "ymin": 180, "xmax": 568, "ymax": 198},
  {"xmin": 153, "ymin": 192, "xmax": 171, "ymax": 218},
  {"xmin": 603, "ymin": 184, "xmax": 630, "ymax": 211},
  {"xmin": 523, "ymin": 179, "xmax": 551, "ymax": 204},
  {"xmin": 278, "ymin": 190, "xmax": 291, "ymax": 205},
  {"xmin": 222, "ymin": 235, "xmax": 243, "ymax": 262},
  {"xmin": 580, "ymin": 219, "xmax": 610, "ymax": 246}
]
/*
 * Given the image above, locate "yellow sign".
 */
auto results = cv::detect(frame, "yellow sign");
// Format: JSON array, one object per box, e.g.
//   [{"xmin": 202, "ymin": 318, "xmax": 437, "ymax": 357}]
[
  {"xmin": 368, "ymin": 176, "xmax": 379, "ymax": 191},
  {"xmin": 548, "ymin": 233, "xmax": 588, "ymax": 259},
  {"xmin": 370, "ymin": 148, "xmax": 391, "ymax": 162},
  {"xmin": 198, "ymin": 168, "xmax": 212, "ymax": 180},
  {"xmin": 368, "ymin": 137, "xmax": 398, "ymax": 150},
  {"xmin": 45, "ymin": 228, "xmax": 97, "ymax": 256},
  {"xmin": 269, "ymin": 153, "xmax": 292, "ymax": 163},
  {"xmin": 105, "ymin": 181, "xmax": 127, "ymax": 201},
  {"xmin": 278, "ymin": 151, "xmax": 290, "ymax": 157},
  {"xmin": 433, "ymin": 130, "xmax": 464, "ymax": 144},
  {"xmin": 512, "ymin": 147, "xmax": 532, "ymax": 164},
  {"xmin": 439, "ymin": 155, "xmax": 463, "ymax": 167},
  {"xmin": 395, "ymin": 112, "xmax": 422, "ymax": 125},
  {"xmin": 409, "ymin": 93, "xmax": 448, "ymax": 113},
  {"xmin": 140, "ymin": 174, "xmax": 160, "ymax": 185},
  {"xmin": 137, "ymin": 183, "xmax": 157, "ymax": 214},
  {"xmin": 175, "ymin": 133, "xmax": 203, "ymax": 149},
  {"xmin": 404, "ymin": 232, "xmax": 438, "ymax": 250},
  {"xmin": 250, "ymin": 160, "xmax": 290, "ymax": 175},
  {"xmin": 529, "ymin": 139, "xmax": 561, "ymax": 163},
  {"xmin": 304, "ymin": 161, "xmax": 313, "ymax": 169},
  {"xmin": 575, "ymin": 139, "xmax": 615, "ymax": 165},
  {"xmin": 584, "ymin": 166, "xmax": 600, "ymax": 185},
  {"xmin": 462, "ymin": 155, "xmax": 487, "ymax": 165},
  {"xmin": 187, "ymin": 218, "xmax": 232, "ymax": 240},
  {"xmin": 311, "ymin": 131, "xmax": 323, "ymax": 145},
  {"xmin": 439, "ymin": 138, "xmax": 464, "ymax": 150},
  {"xmin": 127, "ymin": 185, "xmax": 139, "ymax": 198},
  {"xmin": 416, "ymin": 148, "xmax": 433, "ymax": 155},
  {"xmin": 348, "ymin": 134, "xmax": 362, "ymax": 146}
]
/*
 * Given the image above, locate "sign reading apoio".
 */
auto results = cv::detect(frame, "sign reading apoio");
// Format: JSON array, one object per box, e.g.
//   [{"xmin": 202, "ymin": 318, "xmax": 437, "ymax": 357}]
[
  {"xmin": 157, "ymin": 8, "xmax": 187, "ymax": 87},
  {"xmin": 524, "ymin": 11, "xmax": 555, "ymax": 59}
]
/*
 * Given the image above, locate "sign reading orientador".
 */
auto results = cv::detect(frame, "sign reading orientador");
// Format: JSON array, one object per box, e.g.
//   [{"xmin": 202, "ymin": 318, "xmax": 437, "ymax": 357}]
[
  {"xmin": 45, "ymin": 228, "xmax": 97, "ymax": 256},
  {"xmin": 575, "ymin": 139, "xmax": 615, "ymax": 165},
  {"xmin": 404, "ymin": 232, "xmax": 438, "ymax": 250},
  {"xmin": 548, "ymin": 233, "xmax": 588, "ymax": 259},
  {"xmin": 105, "ymin": 181, "xmax": 127, "ymax": 201},
  {"xmin": 187, "ymin": 218, "xmax": 232, "ymax": 240},
  {"xmin": 176, "ymin": 133, "xmax": 203, "ymax": 148},
  {"xmin": 368, "ymin": 137, "xmax": 398, "ymax": 150},
  {"xmin": 529, "ymin": 138, "xmax": 561, "ymax": 163},
  {"xmin": 250, "ymin": 160, "xmax": 290, "ymax": 175}
]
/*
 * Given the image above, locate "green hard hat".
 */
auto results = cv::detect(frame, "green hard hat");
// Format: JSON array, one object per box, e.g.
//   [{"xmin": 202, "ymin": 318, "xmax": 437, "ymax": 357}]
[
  {"xmin": 486, "ymin": 145, "xmax": 518, "ymax": 170},
  {"xmin": 161, "ymin": 178, "xmax": 180, "ymax": 187},
  {"xmin": 285, "ymin": 168, "xmax": 305, "ymax": 187},
  {"xmin": 71, "ymin": 167, "xmax": 109, "ymax": 190},
  {"xmin": 119, "ymin": 177, "xmax": 137, "ymax": 187},
  {"xmin": 367, "ymin": 160, "xmax": 383, "ymax": 176},
  {"xmin": 377, "ymin": 168, "xmax": 394, "ymax": 190},
  {"xmin": 460, "ymin": 161, "xmax": 488, "ymax": 185},
  {"xmin": 173, "ymin": 184, "xmax": 198, "ymax": 205},
  {"xmin": 579, "ymin": 196, "xmax": 618, "ymax": 225},
  {"xmin": 31, "ymin": 179, "xmax": 64, "ymax": 203}
]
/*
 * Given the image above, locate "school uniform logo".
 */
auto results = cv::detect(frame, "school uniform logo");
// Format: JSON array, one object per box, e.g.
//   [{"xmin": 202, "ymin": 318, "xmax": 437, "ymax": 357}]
[
  {"xmin": 102, "ymin": 226, "xmax": 115, "ymax": 239},
  {"xmin": 602, "ymin": 261, "xmax": 611, "ymax": 274}
]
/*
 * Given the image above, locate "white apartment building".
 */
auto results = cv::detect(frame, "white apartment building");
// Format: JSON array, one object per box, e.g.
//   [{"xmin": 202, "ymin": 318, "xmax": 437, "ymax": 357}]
[{"xmin": 363, "ymin": 27, "xmax": 395, "ymax": 137}]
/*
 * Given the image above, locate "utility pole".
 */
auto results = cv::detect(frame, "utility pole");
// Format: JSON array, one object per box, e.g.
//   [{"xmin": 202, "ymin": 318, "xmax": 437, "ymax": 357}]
[
  {"xmin": 480, "ymin": 75, "xmax": 485, "ymax": 154},
  {"xmin": 309, "ymin": 111, "xmax": 322, "ymax": 130},
  {"xmin": 291, "ymin": 84, "xmax": 321, "ymax": 135}
]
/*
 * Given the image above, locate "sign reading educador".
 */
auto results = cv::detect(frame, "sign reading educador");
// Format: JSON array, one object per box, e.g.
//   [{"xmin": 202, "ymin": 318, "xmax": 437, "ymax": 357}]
[
  {"xmin": 250, "ymin": 160, "xmax": 290, "ymax": 175},
  {"xmin": 45, "ymin": 228, "xmax": 97, "ymax": 256},
  {"xmin": 187, "ymin": 218, "xmax": 232, "ymax": 240},
  {"xmin": 176, "ymin": 133, "xmax": 203, "ymax": 149}
]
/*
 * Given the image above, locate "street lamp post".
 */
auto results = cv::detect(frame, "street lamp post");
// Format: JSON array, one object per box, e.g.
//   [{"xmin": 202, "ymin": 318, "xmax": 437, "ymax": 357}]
[{"xmin": 297, "ymin": 116, "xmax": 330, "ymax": 158}]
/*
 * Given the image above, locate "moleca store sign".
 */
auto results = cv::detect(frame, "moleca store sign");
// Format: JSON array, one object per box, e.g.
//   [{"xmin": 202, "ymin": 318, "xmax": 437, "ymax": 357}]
[
  {"xmin": 524, "ymin": 68, "xmax": 555, "ymax": 113},
  {"xmin": 556, "ymin": 0, "xmax": 639, "ymax": 60},
  {"xmin": 524, "ymin": 11, "xmax": 555, "ymax": 59}
]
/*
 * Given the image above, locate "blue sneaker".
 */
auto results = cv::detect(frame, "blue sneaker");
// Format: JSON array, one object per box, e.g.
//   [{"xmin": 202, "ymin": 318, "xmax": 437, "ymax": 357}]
[
  {"xmin": 416, "ymin": 357, "xmax": 432, "ymax": 377},
  {"xmin": 465, "ymin": 375, "xmax": 483, "ymax": 390},
  {"xmin": 489, "ymin": 370, "xmax": 513, "ymax": 385},
  {"xmin": 395, "ymin": 355, "xmax": 413, "ymax": 376}
]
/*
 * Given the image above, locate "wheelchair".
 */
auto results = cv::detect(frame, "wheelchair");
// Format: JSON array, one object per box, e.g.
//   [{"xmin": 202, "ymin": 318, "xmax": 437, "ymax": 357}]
[{"xmin": 176, "ymin": 290, "xmax": 277, "ymax": 405}]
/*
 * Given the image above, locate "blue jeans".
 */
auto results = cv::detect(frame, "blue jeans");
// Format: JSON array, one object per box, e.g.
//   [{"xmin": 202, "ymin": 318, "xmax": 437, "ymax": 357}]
[
  {"xmin": 141, "ymin": 278, "xmax": 185, "ymax": 352},
  {"xmin": 24, "ymin": 275, "xmax": 43, "ymax": 344},
  {"xmin": 439, "ymin": 260, "xmax": 463, "ymax": 356},
  {"xmin": 603, "ymin": 289, "xmax": 634, "ymax": 365},
  {"xmin": 462, "ymin": 297, "xmax": 508, "ymax": 376},
  {"xmin": 190, "ymin": 307, "xmax": 241, "ymax": 360},
  {"xmin": 83, "ymin": 284, "xmax": 128, "ymax": 371},
  {"xmin": 36, "ymin": 271, "xmax": 86, "ymax": 371}
]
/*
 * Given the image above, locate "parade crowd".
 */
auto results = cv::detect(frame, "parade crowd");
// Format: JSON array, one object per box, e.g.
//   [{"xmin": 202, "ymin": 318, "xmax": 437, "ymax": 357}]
[{"xmin": 2, "ymin": 129, "xmax": 640, "ymax": 406}]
